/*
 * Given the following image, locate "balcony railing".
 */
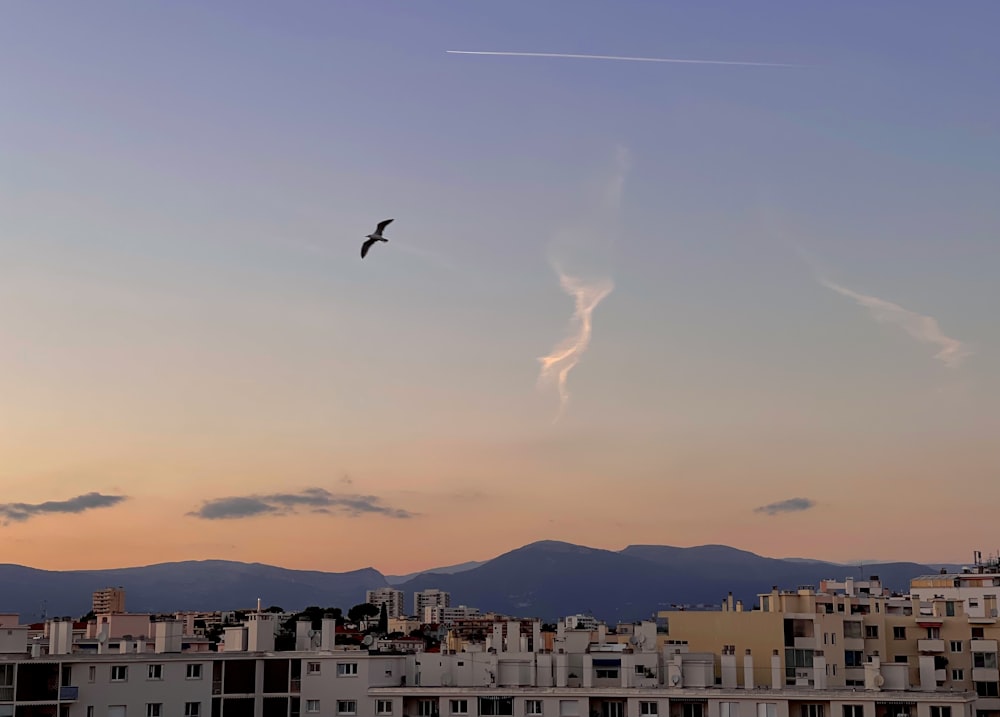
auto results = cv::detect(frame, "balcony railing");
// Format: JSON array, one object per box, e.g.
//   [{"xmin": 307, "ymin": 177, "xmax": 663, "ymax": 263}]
[
  {"xmin": 917, "ymin": 639, "xmax": 944, "ymax": 652},
  {"xmin": 59, "ymin": 686, "xmax": 79, "ymax": 701},
  {"xmin": 0, "ymin": 686, "xmax": 13, "ymax": 701}
]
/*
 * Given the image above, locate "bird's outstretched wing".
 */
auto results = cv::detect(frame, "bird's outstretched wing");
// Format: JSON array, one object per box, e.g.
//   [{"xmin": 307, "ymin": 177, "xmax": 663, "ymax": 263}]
[
  {"xmin": 361, "ymin": 237, "xmax": 378, "ymax": 258},
  {"xmin": 375, "ymin": 218, "xmax": 394, "ymax": 235}
]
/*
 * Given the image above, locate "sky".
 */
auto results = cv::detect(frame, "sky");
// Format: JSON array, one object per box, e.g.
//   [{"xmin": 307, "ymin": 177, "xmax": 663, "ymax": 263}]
[{"xmin": 2, "ymin": 1, "xmax": 999, "ymax": 574}]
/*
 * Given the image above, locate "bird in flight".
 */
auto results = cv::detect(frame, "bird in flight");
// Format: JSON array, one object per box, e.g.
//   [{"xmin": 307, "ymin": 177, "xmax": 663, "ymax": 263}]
[{"xmin": 361, "ymin": 219, "xmax": 394, "ymax": 259}]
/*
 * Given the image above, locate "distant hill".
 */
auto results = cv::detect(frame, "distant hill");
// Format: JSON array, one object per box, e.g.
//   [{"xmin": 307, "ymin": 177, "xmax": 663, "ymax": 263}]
[
  {"xmin": 0, "ymin": 561, "xmax": 388, "ymax": 621},
  {"xmin": 1, "ymin": 542, "xmax": 939, "ymax": 622},
  {"xmin": 385, "ymin": 560, "xmax": 486, "ymax": 585}
]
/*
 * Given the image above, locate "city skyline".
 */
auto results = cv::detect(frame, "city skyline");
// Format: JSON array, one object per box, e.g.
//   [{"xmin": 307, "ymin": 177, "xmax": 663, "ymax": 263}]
[{"xmin": 2, "ymin": 1, "xmax": 999, "ymax": 572}]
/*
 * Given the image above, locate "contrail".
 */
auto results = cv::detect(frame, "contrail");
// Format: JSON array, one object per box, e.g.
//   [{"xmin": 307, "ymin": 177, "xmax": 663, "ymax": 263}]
[
  {"xmin": 821, "ymin": 279, "xmax": 971, "ymax": 368},
  {"xmin": 446, "ymin": 50, "xmax": 803, "ymax": 68},
  {"xmin": 537, "ymin": 268, "xmax": 614, "ymax": 420}
]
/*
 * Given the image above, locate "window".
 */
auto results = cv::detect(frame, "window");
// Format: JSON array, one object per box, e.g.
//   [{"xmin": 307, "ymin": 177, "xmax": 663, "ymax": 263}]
[
  {"xmin": 720, "ymin": 703, "xmax": 739, "ymax": 717},
  {"xmin": 337, "ymin": 662, "xmax": 359, "ymax": 677},
  {"xmin": 843, "ymin": 706, "xmax": 863, "ymax": 717},
  {"xmin": 417, "ymin": 700, "xmax": 439, "ymax": 716},
  {"xmin": 895, "ymin": 656, "xmax": 909, "ymax": 664},
  {"xmin": 306, "ymin": 701, "xmax": 320, "ymax": 713},
  {"xmin": 946, "ymin": 602, "xmax": 956, "ymax": 617},
  {"xmin": 86, "ymin": 709, "xmax": 94, "ymax": 717},
  {"xmin": 636, "ymin": 664, "xmax": 646, "ymax": 674},
  {"xmin": 973, "ymin": 628, "xmax": 985, "ymax": 638},
  {"xmin": 683, "ymin": 704, "xmax": 704, "ymax": 717},
  {"xmin": 831, "ymin": 633, "xmax": 836, "ymax": 644},
  {"xmin": 479, "ymin": 697, "xmax": 513, "ymax": 716},
  {"xmin": 602, "ymin": 705, "xmax": 624, "ymax": 717},
  {"xmin": 336, "ymin": 701, "xmax": 357, "ymax": 716},
  {"xmin": 111, "ymin": 666, "xmax": 128, "ymax": 682},
  {"xmin": 975, "ymin": 653, "xmax": 999, "ymax": 668},
  {"xmin": 950, "ymin": 641, "xmax": 963, "ymax": 652},
  {"xmin": 976, "ymin": 682, "xmax": 999, "ymax": 697},
  {"xmin": 970, "ymin": 599, "xmax": 980, "ymax": 608},
  {"xmin": 844, "ymin": 622, "xmax": 862, "ymax": 639},
  {"xmin": 595, "ymin": 668, "xmax": 618, "ymax": 678},
  {"xmin": 147, "ymin": 665, "xmax": 162, "ymax": 680},
  {"xmin": 186, "ymin": 664, "xmax": 202, "ymax": 679},
  {"xmin": 184, "ymin": 704, "xmax": 200, "ymax": 717},
  {"xmin": 845, "ymin": 650, "xmax": 864, "ymax": 667},
  {"xmin": 865, "ymin": 625, "xmax": 879, "ymax": 639},
  {"xmin": 527, "ymin": 701, "xmax": 543, "ymax": 716},
  {"xmin": 640, "ymin": 704, "xmax": 658, "ymax": 717},
  {"xmin": 450, "ymin": 700, "xmax": 468, "ymax": 715},
  {"xmin": 931, "ymin": 708, "xmax": 952, "ymax": 717},
  {"xmin": 146, "ymin": 705, "xmax": 161, "ymax": 717},
  {"xmin": 757, "ymin": 706, "xmax": 777, "ymax": 717},
  {"xmin": 927, "ymin": 627, "xmax": 942, "ymax": 639},
  {"xmin": 893, "ymin": 626, "xmax": 906, "ymax": 640},
  {"xmin": 307, "ymin": 662, "xmax": 321, "ymax": 675},
  {"xmin": 376, "ymin": 701, "xmax": 393, "ymax": 716},
  {"xmin": 801, "ymin": 706, "xmax": 824, "ymax": 717},
  {"xmin": 952, "ymin": 669, "xmax": 964, "ymax": 681},
  {"xmin": 88, "ymin": 666, "xmax": 96, "ymax": 683}
]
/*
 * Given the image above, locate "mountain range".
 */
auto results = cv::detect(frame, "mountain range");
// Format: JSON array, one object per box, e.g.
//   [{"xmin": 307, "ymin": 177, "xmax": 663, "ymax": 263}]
[{"xmin": 0, "ymin": 541, "xmax": 951, "ymax": 622}]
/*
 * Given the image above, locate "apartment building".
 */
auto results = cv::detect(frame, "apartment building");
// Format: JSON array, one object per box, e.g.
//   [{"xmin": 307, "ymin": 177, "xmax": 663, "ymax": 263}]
[
  {"xmin": 658, "ymin": 581, "xmax": 1000, "ymax": 716},
  {"xmin": 367, "ymin": 589, "xmax": 407, "ymax": 620},
  {"xmin": 424, "ymin": 605, "xmax": 482, "ymax": 625},
  {"xmin": 415, "ymin": 589, "xmax": 451, "ymax": 618},
  {"xmin": 1, "ymin": 612, "xmax": 980, "ymax": 717},
  {"xmin": 92, "ymin": 588, "xmax": 126, "ymax": 615}
]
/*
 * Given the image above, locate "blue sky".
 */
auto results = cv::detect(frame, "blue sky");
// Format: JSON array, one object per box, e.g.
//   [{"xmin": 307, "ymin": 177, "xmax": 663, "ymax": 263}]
[{"xmin": 1, "ymin": 1, "xmax": 998, "ymax": 570}]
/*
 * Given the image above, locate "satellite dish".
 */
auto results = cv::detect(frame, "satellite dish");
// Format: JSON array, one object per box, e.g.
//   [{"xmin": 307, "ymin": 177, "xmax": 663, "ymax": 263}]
[
  {"xmin": 362, "ymin": 635, "xmax": 375, "ymax": 647},
  {"xmin": 97, "ymin": 633, "xmax": 108, "ymax": 644},
  {"xmin": 671, "ymin": 674, "xmax": 681, "ymax": 685}
]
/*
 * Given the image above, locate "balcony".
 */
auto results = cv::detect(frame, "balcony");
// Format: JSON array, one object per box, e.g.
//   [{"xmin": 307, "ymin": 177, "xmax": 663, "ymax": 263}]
[
  {"xmin": 973, "ymin": 667, "xmax": 1000, "ymax": 683},
  {"xmin": 0, "ymin": 686, "xmax": 13, "ymax": 701},
  {"xmin": 917, "ymin": 639, "xmax": 945, "ymax": 652},
  {"xmin": 972, "ymin": 639, "xmax": 999, "ymax": 652},
  {"xmin": 935, "ymin": 669, "xmax": 946, "ymax": 682},
  {"xmin": 59, "ymin": 686, "xmax": 79, "ymax": 701}
]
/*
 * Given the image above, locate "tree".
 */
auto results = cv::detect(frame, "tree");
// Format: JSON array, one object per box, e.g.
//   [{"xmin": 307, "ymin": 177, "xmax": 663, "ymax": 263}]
[
  {"xmin": 347, "ymin": 602, "xmax": 379, "ymax": 625},
  {"xmin": 377, "ymin": 602, "xmax": 388, "ymax": 635},
  {"xmin": 79, "ymin": 610, "xmax": 96, "ymax": 623}
]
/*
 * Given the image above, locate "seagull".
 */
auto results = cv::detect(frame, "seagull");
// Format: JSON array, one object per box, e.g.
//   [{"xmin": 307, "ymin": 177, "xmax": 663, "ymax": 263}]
[{"xmin": 361, "ymin": 219, "xmax": 394, "ymax": 259}]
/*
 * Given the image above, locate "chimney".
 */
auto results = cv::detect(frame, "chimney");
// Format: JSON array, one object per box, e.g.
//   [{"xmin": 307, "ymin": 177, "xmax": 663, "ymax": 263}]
[
  {"xmin": 721, "ymin": 646, "xmax": 738, "ymax": 688},
  {"xmin": 154, "ymin": 620, "xmax": 183, "ymax": 654}
]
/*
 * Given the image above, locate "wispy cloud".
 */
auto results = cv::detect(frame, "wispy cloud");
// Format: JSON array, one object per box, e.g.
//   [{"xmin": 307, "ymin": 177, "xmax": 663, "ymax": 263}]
[
  {"xmin": 537, "ymin": 270, "xmax": 614, "ymax": 419},
  {"xmin": 537, "ymin": 148, "xmax": 628, "ymax": 421},
  {"xmin": 446, "ymin": 50, "xmax": 803, "ymax": 68},
  {"xmin": 0, "ymin": 492, "xmax": 128, "ymax": 525},
  {"xmin": 188, "ymin": 488, "xmax": 414, "ymax": 520},
  {"xmin": 754, "ymin": 497, "xmax": 815, "ymax": 516},
  {"xmin": 821, "ymin": 280, "xmax": 971, "ymax": 368}
]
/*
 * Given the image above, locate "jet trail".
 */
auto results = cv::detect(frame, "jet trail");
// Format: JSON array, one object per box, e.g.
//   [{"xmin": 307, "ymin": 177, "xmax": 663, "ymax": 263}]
[
  {"xmin": 537, "ymin": 269, "xmax": 614, "ymax": 420},
  {"xmin": 446, "ymin": 50, "xmax": 802, "ymax": 68}
]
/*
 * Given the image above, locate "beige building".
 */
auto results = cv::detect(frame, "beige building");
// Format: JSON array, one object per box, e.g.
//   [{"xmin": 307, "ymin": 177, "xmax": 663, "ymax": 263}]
[
  {"xmin": 366, "ymin": 588, "xmax": 406, "ymax": 620},
  {"xmin": 92, "ymin": 587, "xmax": 125, "ymax": 615},
  {"xmin": 658, "ymin": 577, "xmax": 1000, "ymax": 716}
]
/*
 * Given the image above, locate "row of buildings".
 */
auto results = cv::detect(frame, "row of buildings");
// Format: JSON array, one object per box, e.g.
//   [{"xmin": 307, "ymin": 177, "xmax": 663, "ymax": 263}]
[
  {"xmin": 366, "ymin": 589, "xmax": 467, "ymax": 623},
  {"xmin": 3, "ymin": 561, "xmax": 1000, "ymax": 717}
]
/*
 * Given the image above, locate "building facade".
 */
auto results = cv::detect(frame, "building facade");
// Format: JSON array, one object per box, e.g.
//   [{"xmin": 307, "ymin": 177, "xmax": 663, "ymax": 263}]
[
  {"xmin": 92, "ymin": 588, "xmax": 126, "ymax": 615},
  {"xmin": 415, "ymin": 589, "xmax": 451, "ymax": 618},
  {"xmin": 367, "ymin": 589, "xmax": 407, "ymax": 620}
]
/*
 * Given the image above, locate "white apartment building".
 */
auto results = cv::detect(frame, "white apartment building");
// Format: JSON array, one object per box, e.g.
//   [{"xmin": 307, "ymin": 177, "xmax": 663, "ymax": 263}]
[
  {"xmin": 424, "ymin": 605, "xmax": 482, "ymax": 625},
  {"xmin": 0, "ymin": 613, "xmax": 984, "ymax": 717},
  {"xmin": 414, "ymin": 589, "xmax": 450, "ymax": 618},
  {"xmin": 367, "ymin": 589, "xmax": 407, "ymax": 620}
]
